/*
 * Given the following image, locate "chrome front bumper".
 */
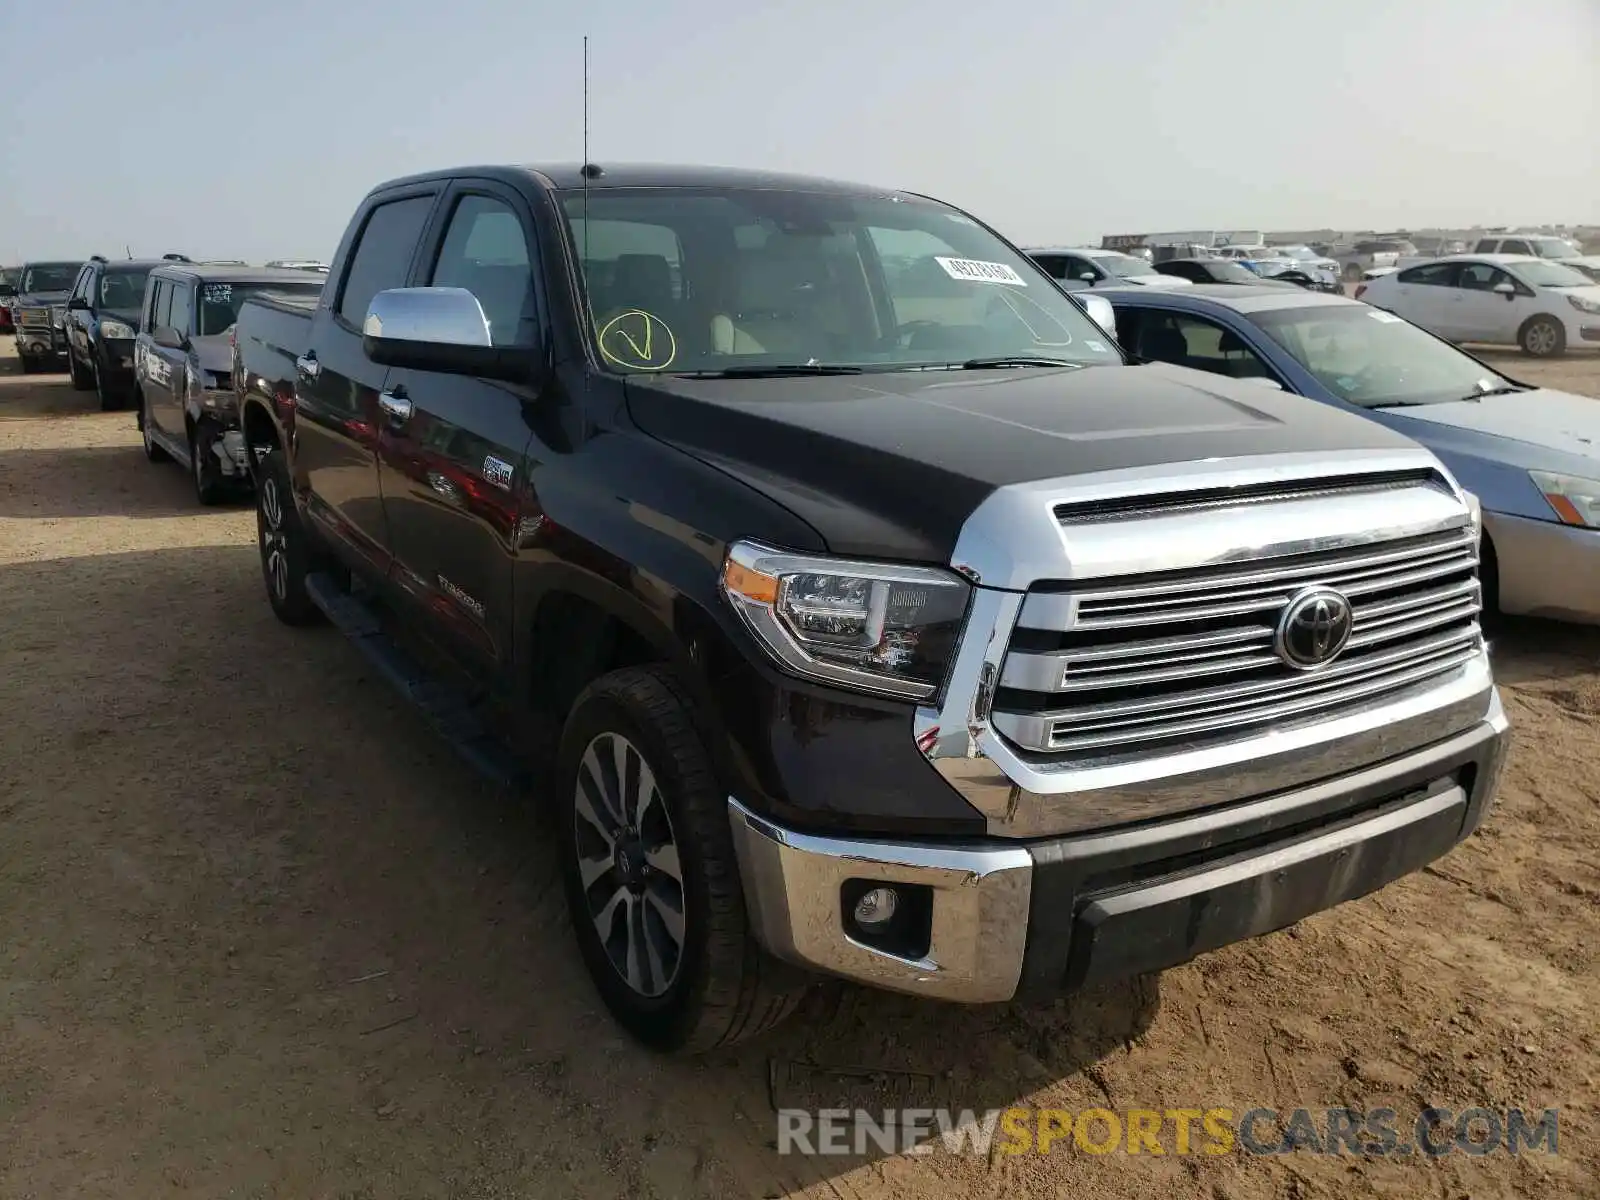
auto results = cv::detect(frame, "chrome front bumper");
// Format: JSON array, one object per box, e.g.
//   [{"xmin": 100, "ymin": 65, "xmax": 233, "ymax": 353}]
[
  {"xmin": 1486, "ymin": 511, "xmax": 1600, "ymax": 624},
  {"xmin": 728, "ymin": 798, "xmax": 1033, "ymax": 1002},
  {"xmin": 728, "ymin": 692, "xmax": 1509, "ymax": 1003}
]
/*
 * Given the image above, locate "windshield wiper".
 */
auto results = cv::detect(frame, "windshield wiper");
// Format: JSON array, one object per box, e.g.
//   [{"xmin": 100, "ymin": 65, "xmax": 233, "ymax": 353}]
[
  {"xmin": 1459, "ymin": 384, "xmax": 1528, "ymax": 400},
  {"xmin": 958, "ymin": 355, "xmax": 1084, "ymax": 370},
  {"xmin": 672, "ymin": 363, "xmax": 864, "ymax": 378}
]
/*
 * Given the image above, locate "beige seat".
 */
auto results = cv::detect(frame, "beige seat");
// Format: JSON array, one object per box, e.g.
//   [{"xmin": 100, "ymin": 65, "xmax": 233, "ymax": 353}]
[{"xmin": 711, "ymin": 250, "xmax": 831, "ymax": 358}]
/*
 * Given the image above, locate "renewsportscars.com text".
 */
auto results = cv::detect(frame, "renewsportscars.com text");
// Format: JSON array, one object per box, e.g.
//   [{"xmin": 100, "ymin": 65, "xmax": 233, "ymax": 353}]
[{"xmin": 777, "ymin": 1105, "xmax": 1560, "ymax": 1158}]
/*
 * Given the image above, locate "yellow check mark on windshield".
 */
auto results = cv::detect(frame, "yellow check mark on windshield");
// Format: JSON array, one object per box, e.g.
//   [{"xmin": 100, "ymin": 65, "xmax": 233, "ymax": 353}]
[{"xmin": 616, "ymin": 316, "xmax": 653, "ymax": 360}]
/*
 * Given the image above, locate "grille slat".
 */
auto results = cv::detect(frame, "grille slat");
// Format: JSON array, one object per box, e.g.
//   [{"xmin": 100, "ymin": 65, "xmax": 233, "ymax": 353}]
[
  {"xmin": 1034, "ymin": 643, "xmax": 1480, "ymax": 753},
  {"xmin": 992, "ymin": 524, "xmax": 1484, "ymax": 755}
]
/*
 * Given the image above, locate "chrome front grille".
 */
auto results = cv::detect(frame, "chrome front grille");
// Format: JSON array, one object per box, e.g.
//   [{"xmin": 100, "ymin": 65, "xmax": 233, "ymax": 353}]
[
  {"xmin": 17, "ymin": 307, "xmax": 52, "ymax": 328},
  {"xmin": 990, "ymin": 526, "xmax": 1483, "ymax": 756}
]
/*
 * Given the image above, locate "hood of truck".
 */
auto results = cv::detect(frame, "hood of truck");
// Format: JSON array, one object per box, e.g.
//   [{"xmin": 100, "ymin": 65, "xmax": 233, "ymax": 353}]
[
  {"xmin": 15, "ymin": 290, "xmax": 69, "ymax": 307},
  {"xmin": 191, "ymin": 333, "xmax": 234, "ymax": 375},
  {"xmin": 625, "ymin": 362, "xmax": 1422, "ymax": 562}
]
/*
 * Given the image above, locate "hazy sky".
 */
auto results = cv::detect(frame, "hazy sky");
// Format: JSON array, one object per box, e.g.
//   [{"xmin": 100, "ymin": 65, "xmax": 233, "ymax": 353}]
[{"xmin": 2, "ymin": 0, "xmax": 1596, "ymax": 261}]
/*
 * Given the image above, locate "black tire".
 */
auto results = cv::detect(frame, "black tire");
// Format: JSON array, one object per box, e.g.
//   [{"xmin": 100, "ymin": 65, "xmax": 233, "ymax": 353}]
[
  {"xmin": 557, "ymin": 666, "xmax": 807, "ymax": 1053},
  {"xmin": 1518, "ymin": 315, "xmax": 1565, "ymax": 358},
  {"xmin": 139, "ymin": 390, "xmax": 167, "ymax": 462},
  {"xmin": 189, "ymin": 424, "xmax": 224, "ymax": 506},
  {"xmin": 67, "ymin": 348, "xmax": 92, "ymax": 391},
  {"xmin": 255, "ymin": 442, "xmax": 319, "ymax": 625},
  {"xmin": 94, "ymin": 358, "xmax": 119, "ymax": 411},
  {"xmin": 1343, "ymin": 262, "xmax": 1363, "ymax": 282}
]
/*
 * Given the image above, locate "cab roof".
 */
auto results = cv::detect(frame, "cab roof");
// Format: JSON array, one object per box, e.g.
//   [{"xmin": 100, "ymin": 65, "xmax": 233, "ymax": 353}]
[{"xmin": 373, "ymin": 162, "xmax": 915, "ymax": 199}]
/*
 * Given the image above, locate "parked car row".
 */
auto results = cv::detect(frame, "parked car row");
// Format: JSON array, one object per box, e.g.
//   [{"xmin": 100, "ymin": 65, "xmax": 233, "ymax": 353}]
[
  {"xmin": 3, "ymin": 254, "xmax": 326, "ymax": 377},
  {"xmin": 208, "ymin": 161, "xmax": 1517, "ymax": 1054}
]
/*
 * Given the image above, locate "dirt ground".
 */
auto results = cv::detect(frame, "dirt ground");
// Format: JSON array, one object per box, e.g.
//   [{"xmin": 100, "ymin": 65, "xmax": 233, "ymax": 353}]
[{"xmin": 1, "ymin": 342, "xmax": 1597, "ymax": 1200}]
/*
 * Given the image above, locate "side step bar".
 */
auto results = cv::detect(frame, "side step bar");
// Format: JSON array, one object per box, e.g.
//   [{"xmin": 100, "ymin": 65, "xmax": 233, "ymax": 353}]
[{"xmin": 304, "ymin": 571, "xmax": 529, "ymax": 791}]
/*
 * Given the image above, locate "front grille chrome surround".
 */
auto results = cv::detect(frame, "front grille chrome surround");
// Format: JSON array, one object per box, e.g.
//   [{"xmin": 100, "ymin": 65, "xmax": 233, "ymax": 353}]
[{"xmin": 915, "ymin": 450, "xmax": 1499, "ymax": 837}]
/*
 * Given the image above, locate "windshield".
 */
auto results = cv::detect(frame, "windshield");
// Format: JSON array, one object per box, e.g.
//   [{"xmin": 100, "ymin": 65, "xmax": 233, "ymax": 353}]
[
  {"xmin": 197, "ymin": 280, "xmax": 324, "ymax": 336},
  {"xmin": 1526, "ymin": 238, "xmax": 1575, "ymax": 258},
  {"xmin": 1208, "ymin": 260, "xmax": 1268, "ymax": 283},
  {"xmin": 558, "ymin": 188, "xmax": 1122, "ymax": 374},
  {"xmin": 1280, "ymin": 246, "xmax": 1320, "ymax": 261},
  {"xmin": 22, "ymin": 262, "xmax": 80, "ymax": 293},
  {"xmin": 1512, "ymin": 260, "xmax": 1592, "ymax": 288},
  {"xmin": 98, "ymin": 268, "xmax": 150, "ymax": 315},
  {"xmin": 1096, "ymin": 254, "xmax": 1158, "ymax": 278},
  {"xmin": 1255, "ymin": 304, "xmax": 1511, "ymax": 408}
]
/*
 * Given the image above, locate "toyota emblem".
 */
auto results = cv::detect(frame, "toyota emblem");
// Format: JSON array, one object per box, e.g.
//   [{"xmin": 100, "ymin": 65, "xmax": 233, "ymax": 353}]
[{"xmin": 1275, "ymin": 587, "xmax": 1354, "ymax": 670}]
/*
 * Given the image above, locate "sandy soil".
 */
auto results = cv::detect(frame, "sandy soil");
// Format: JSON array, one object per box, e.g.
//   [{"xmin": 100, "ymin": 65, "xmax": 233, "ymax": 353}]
[{"xmin": 1, "ymin": 343, "xmax": 1597, "ymax": 1199}]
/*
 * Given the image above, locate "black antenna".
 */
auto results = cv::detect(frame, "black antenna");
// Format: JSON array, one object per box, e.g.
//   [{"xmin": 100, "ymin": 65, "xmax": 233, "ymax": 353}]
[
  {"xmin": 125, "ymin": 245, "xmax": 132, "ymax": 260},
  {"xmin": 581, "ymin": 35, "xmax": 591, "ymax": 274},
  {"xmin": 581, "ymin": 35, "xmax": 593, "ymax": 410}
]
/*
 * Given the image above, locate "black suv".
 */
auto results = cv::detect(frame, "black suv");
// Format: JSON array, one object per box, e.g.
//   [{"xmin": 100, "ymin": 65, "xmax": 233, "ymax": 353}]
[{"xmin": 63, "ymin": 257, "xmax": 166, "ymax": 410}]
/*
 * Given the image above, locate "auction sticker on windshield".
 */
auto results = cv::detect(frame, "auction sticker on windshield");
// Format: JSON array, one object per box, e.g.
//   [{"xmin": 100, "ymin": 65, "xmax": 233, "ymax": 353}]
[{"xmin": 936, "ymin": 257, "xmax": 1027, "ymax": 286}]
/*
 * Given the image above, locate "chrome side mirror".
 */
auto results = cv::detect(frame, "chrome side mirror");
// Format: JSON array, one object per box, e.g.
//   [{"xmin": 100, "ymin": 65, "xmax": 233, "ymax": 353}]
[
  {"xmin": 362, "ymin": 286, "xmax": 538, "ymax": 384},
  {"xmin": 1077, "ymin": 293, "xmax": 1117, "ymax": 336},
  {"xmin": 364, "ymin": 287, "xmax": 491, "ymax": 347}
]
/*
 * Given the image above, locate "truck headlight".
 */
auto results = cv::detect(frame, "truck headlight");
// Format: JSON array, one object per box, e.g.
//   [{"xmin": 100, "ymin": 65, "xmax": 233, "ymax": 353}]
[
  {"xmin": 100, "ymin": 318, "xmax": 136, "ymax": 339},
  {"xmin": 1530, "ymin": 470, "xmax": 1600, "ymax": 528},
  {"xmin": 721, "ymin": 541, "xmax": 970, "ymax": 699}
]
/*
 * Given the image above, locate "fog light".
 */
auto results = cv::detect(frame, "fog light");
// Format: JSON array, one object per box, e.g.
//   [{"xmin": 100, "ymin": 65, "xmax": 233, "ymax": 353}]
[{"xmin": 852, "ymin": 886, "xmax": 899, "ymax": 929}]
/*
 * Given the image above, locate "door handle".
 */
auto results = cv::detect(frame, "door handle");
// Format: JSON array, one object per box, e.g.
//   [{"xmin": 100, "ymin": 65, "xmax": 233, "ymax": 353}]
[
  {"xmin": 378, "ymin": 389, "xmax": 413, "ymax": 422},
  {"xmin": 295, "ymin": 353, "xmax": 321, "ymax": 380}
]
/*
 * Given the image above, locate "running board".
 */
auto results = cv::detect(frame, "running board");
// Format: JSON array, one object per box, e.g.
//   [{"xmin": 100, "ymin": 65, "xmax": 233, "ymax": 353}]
[{"xmin": 304, "ymin": 571, "xmax": 529, "ymax": 791}]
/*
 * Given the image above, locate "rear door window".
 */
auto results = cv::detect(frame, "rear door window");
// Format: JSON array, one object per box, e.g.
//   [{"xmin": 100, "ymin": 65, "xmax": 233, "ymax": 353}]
[
  {"xmin": 1398, "ymin": 263, "xmax": 1458, "ymax": 287},
  {"xmin": 336, "ymin": 194, "xmax": 437, "ymax": 328}
]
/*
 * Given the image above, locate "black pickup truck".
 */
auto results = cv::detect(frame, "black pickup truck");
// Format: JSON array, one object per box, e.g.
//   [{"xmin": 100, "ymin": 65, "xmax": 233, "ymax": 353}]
[{"xmin": 233, "ymin": 163, "xmax": 1509, "ymax": 1053}]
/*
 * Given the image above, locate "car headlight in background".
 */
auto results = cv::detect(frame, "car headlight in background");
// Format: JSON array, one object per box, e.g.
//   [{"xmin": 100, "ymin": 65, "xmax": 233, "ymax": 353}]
[
  {"xmin": 99, "ymin": 318, "xmax": 136, "ymax": 339},
  {"xmin": 1530, "ymin": 470, "xmax": 1600, "ymax": 528},
  {"xmin": 721, "ymin": 541, "xmax": 970, "ymax": 699},
  {"xmin": 1567, "ymin": 295, "xmax": 1600, "ymax": 315}
]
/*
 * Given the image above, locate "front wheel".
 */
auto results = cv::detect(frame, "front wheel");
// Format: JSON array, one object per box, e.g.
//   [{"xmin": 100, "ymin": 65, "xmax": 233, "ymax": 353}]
[
  {"xmin": 190, "ymin": 425, "xmax": 224, "ymax": 506},
  {"xmin": 1519, "ymin": 315, "xmax": 1565, "ymax": 358},
  {"xmin": 557, "ymin": 667, "xmax": 807, "ymax": 1053},
  {"xmin": 94, "ymin": 359, "xmax": 119, "ymax": 412},
  {"xmin": 139, "ymin": 391, "xmax": 167, "ymax": 462},
  {"xmin": 68, "ymin": 348, "xmax": 92, "ymax": 391}
]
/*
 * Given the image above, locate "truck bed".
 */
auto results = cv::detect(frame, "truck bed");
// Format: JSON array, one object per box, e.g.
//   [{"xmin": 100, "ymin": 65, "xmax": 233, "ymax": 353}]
[{"xmin": 234, "ymin": 292, "xmax": 317, "ymax": 413}]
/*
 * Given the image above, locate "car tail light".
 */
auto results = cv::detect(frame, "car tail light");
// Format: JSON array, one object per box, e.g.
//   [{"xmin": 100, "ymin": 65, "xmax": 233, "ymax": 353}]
[{"xmin": 1354, "ymin": 284, "xmax": 1367, "ymax": 300}]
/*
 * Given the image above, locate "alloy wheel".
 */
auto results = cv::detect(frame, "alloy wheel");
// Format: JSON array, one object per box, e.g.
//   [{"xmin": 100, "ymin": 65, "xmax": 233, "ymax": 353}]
[
  {"xmin": 259, "ymin": 475, "xmax": 290, "ymax": 602},
  {"xmin": 1526, "ymin": 322, "xmax": 1558, "ymax": 356},
  {"xmin": 572, "ymin": 731, "xmax": 687, "ymax": 998}
]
